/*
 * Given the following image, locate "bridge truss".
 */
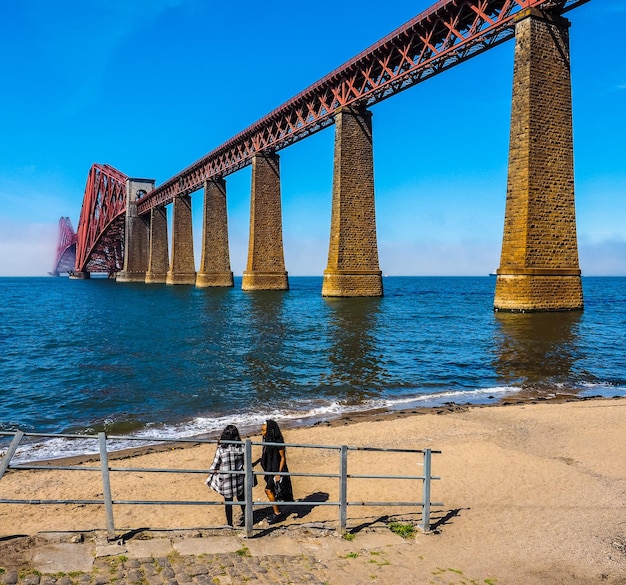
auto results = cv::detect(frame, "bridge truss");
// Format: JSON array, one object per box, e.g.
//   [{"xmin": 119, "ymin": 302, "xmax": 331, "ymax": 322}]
[
  {"xmin": 75, "ymin": 164, "xmax": 128, "ymax": 276},
  {"xmin": 50, "ymin": 217, "xmax": 77, "ymax": 276},
  {"xmin": 138, "ymin": 0, "xmax": 588, "ymax": 215}
]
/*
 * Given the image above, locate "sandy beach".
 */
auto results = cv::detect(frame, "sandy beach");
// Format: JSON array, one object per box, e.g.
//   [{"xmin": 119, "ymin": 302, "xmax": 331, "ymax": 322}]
[{"xmin": 1, "ymin": 397, "xmax": 625, "ymax": 584}]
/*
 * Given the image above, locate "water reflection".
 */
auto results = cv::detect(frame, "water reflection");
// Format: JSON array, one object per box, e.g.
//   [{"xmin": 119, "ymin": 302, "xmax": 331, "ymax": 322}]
[
  {"xmin": 243, "ymin": 291, "xmax": 289, "ymax": 396},
  {"xmin": 493, "ymin": 311, "xmax": 582, "ymax": 399},
  {"xmin": 322, "ymin": 297, "xmax": 386, "ymax": 402}
]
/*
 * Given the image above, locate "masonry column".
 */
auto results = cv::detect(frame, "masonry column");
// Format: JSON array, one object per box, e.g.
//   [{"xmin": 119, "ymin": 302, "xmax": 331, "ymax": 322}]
[
  {"xmin": 322, "ymin": 106, "xmax": 382, "ymax": 297},
  {"xmin": 196, "ymin": 177, "xmax": 234, "ymax": 287},
  {"xmin": 494, "ymin": 8, "xmax": 583, "ymax": 312},
  {"xmin": 166, "ymin": 194, "xmax": 196, "ymax": 285},
  {"xmin": 145, "ymin": 206, "xmax": 169, "ymax": 284},
  {"xmin": 241, "ymin": 152, "xmax": 289, "ymax": 291},
  {"xmin": 117, "ymin": 178, "xmax": 155, "ymax": 283}
]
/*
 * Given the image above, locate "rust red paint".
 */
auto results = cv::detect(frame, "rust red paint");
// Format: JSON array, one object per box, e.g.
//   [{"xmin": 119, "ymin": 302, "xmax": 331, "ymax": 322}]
[{"xmin": 75, "ymin": 164, "xmax": 128, "ymax": 275}]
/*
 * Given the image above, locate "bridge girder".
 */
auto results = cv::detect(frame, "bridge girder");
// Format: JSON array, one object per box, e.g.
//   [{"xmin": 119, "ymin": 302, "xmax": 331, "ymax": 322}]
[
  {"xmin": 75, "ymin": 164, "xmax": 128, "ymax": 275},
  {"xmin": 137, "ymin": 0, "xmax": 588, "ymax": 216}
]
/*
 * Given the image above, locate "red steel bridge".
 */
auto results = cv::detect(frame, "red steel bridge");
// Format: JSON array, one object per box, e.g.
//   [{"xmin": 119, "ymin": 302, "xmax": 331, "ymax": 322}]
[
  {"xmin": 50, "ymin": 217, "xmax": 77, "ymax": 276},
  {"xmin": 54, "ymin": 0, "xmax": 589, "ymax": 281}
]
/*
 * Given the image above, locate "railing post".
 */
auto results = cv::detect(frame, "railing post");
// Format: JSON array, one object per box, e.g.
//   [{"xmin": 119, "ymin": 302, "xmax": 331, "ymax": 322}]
[
  {"xmin": 98, "ymin": 432, "xmax": 116, "ymax": 540},
  {"xmin": 0, "ymin": 430, "xmax": 24, "ymax": 481},
  {"xmin": 244, "ymin": 439, "xmax": 254, "ymax": 537},
  {"xmin": 421, "ymin": 449, "xmax": 432, "ymax": 532},
  {"xmin": 339, "ymin": 445, "xmax": 348, "ymax": 534}
]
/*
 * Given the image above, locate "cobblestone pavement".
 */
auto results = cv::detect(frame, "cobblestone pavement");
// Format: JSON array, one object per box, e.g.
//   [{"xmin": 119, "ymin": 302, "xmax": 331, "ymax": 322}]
[
  {"xmin": 0, "ymin": 524, "xmax": 421, "ymax": 585},
  {"xmin": 1, "ymin": 553, "xmax": 331, "ymax": 585}
]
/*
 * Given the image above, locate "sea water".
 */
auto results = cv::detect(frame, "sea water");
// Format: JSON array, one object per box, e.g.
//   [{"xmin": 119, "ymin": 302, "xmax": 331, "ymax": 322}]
[{"xmin": 1, "ymin": 276, "xmax": 625, "ymax": 461}]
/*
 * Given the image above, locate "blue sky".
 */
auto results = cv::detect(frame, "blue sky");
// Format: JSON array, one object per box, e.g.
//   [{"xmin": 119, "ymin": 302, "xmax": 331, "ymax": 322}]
[{"xmin": 0, "ymin": 0, "xmax": 624, "ymax": 277}]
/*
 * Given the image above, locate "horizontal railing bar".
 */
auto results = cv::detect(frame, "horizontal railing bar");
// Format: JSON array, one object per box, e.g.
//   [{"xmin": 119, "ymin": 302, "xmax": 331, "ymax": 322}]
[
  {"xmin": 6, "ymin": 464, "xmax": 342, "ymax": 479},
  {"xmin": 1, "ymin": 431, "xmax": 438, "ymax": 457},
  {"xmin": 111, "ymin": 500, "xmax": 345, "ymax": 506},
  {"xmin": 0, "ymin": 497, "xmax": 439, "ymax": 508},
  {"xmin": 8, "ymin": 465, "xmax": 102, "ymax": 472},
  {"xmin": 105, "ymin": 469, "xmax": 339, "ymax": 478},
  {"xmin": 249, "ymin": 441, "xmax": 342, "ymax": 450},
  {"xmin": 347, "ymin": 446, "xmax": 442, "ymax": 454},
  {"xmin": 347, "ymin": 501, "xmax": 445, "ymax": 507},
  {"xmin": 347, "ymin": 474, "xmax": 429, "ymax": 480},
  {"xmin": 0, "ymin": 499, "xmax": 106, "ymax": 505},
  {"xmin": 254, "ymin": 471, "xmax": 339, "ymax": 478},
  {"xmin": 0, "ymin": 499, "xmax": 344, "ymax": 507}
]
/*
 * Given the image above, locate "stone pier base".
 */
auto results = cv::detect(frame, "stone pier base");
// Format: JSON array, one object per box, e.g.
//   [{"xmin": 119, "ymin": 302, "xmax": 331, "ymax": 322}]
[
  {"xmin": 322, "ymin": 271, "xmax": 383, "ymax": 298},
  {"xmin": 494, "ymin": 271, "xmax": 583, "ymax": 312},
  {"xmin": 241, "ymin": 271, "xmax": 289, "ymax": 291}
]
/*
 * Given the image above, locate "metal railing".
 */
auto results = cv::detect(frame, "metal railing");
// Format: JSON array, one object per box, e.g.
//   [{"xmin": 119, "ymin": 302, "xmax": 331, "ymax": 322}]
[{"xmin": 0, "ymin": 430, "xmax": 442, "ymax": 540}]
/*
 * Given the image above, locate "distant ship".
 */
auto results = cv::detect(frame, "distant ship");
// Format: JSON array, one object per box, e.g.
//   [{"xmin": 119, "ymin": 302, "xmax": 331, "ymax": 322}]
[{"xmin": 489, "ymin": 270, "xmax": 497, "ymax": 277}]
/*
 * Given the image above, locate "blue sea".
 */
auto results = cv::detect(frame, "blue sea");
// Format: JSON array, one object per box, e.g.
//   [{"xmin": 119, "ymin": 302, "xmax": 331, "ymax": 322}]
[{"xmin": 1, "ymin": 276, "xmax": 625, "ymax": 461}]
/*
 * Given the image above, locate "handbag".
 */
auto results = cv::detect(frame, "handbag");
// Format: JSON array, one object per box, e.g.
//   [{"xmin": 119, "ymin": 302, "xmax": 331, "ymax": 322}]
[{"xmin": 274, "ymin": 477, "xmax": 285, "ymax": 501}]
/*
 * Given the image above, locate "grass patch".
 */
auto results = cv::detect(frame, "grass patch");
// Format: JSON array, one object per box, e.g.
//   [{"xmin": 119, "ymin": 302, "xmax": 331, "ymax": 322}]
[
  {"xmin": 235, "ymin": 545, "xmax": 251, "ymax": 557},
  {"xmin": 341, "ymin": 552, "xmax": 359, "ymax": 559},
  {"xmin": 342, "ymin": 533, "xmax": 355, "ymax": 541},
  {"xmin": 368, "ymin": 551, "xmax": 391, "ymax": 566},
  {"xmin": 388, "ymin": 521, "xmax": 415, "ymax": 539}
]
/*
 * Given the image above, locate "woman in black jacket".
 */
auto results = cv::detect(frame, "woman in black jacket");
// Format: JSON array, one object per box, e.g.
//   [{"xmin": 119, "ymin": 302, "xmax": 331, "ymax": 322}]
[{"xmin": 260, "ymin": 419, "xmax": 293, "ymax": 524}]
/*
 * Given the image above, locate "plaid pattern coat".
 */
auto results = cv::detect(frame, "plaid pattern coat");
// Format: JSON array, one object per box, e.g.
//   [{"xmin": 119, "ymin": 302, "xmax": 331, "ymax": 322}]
[{"xmin": 206, "ymin": 443, "xmax": 245, "ymax": 498}]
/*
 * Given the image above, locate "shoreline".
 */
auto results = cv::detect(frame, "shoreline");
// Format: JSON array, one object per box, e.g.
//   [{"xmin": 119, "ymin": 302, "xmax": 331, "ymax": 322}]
[{"xmin": 4, "ymin": 391, "xmax": 623, "ymax": 468}]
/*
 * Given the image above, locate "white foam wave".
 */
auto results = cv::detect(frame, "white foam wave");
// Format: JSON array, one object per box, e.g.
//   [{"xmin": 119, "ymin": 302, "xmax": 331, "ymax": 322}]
[{"xmin": 0, "ymin": 385, "xmax": 553, "ymax": 463}]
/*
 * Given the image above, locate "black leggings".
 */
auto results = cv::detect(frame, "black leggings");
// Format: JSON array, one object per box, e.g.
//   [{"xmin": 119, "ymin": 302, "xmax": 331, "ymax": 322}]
[{"xmin": 224, "ymin": 492, "xmax": 245, "ymax": 526}]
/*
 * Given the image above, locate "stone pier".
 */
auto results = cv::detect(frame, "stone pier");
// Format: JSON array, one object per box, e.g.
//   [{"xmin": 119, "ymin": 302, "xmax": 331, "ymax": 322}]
[
  {"xmin": 117, "ymin": 178, "xmax": 154, "ymax": 283},
  {"xmin": 242, "ymin": 152, "xmax": 289, "ymax": 291},
  {"xmin": 145, "ymin": 206, "xmax": 169, "ymax": 284},
  {"xmin": 494, "ymin": 8, "xmax": 583, "ymax": 312},
  {"xmin": 196, "ymin": 177, "xmax": 234, "ymax": 288},
  {"xmin": 322, "ymin": 106, "xmax": 382, "ymax": 297},
  {"xmin": 166, "ymin": 194, "xmax": 196, "ymax": 285}
]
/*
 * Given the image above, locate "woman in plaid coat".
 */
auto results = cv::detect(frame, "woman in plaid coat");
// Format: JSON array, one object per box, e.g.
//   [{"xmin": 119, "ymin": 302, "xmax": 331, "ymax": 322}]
[{"xmin": 206, "ymin": 424, "xmax": 246, "ymax": 526}]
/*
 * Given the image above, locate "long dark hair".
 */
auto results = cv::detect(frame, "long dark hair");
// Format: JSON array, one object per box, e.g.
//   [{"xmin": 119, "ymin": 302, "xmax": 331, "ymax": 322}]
[
  {"xmin": 264, "ymin": 419, "xmax": 284, "ymax": 444},
  {"xmin": 219, "ymin": 424, "xmax": 241, "ymax": 444}
]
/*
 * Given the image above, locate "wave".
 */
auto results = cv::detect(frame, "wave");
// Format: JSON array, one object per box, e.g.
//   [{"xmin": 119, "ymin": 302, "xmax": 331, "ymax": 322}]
[
  {"xmin": 2, "ymin": 386, "xmax": 516, "ymax": 463},
  {"xmin": 4, "ymin": 383, "xmax": 625, "ymax": 464}
]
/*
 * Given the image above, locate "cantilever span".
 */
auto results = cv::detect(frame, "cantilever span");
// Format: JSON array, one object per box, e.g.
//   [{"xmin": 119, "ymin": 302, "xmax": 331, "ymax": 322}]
[
  {"xmin": 74, "ymin": 164, "xmax": 128, "ymax": 277},
  {"xmin": 137, "ymin": 0, "xmax": 589, "ymax": 215},
  {"xmin": 50, "ymin": 217, "xmax": 77, "ymax": 276}
]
